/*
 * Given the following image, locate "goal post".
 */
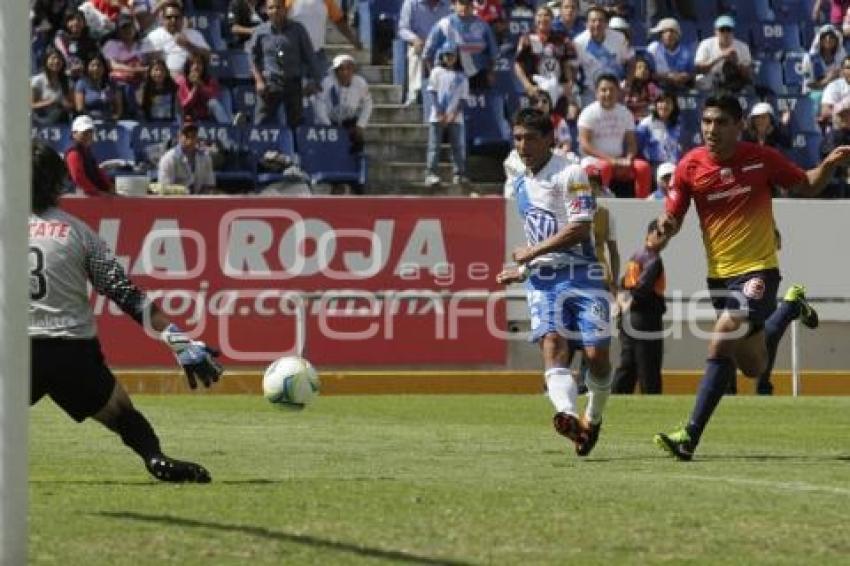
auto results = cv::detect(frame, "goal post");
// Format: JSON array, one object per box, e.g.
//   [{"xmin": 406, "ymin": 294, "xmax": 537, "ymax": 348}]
[{"xmin": 1, "ymin": 1, "xmax": 32, "ymax": 564}]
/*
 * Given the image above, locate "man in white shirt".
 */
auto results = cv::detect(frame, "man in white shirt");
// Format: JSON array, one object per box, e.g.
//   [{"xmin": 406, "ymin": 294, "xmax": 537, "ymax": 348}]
[
  {"xmin": 573, "ymin": 6, "xmax": 629, "ymax": 101},
  {"xmin": 693, "ymin": 14, "xmax": 752, "ymax": 93},
  {"xmin": 287, "ymin": 0, "xmax": 362, "ymax": 72},
  {"xmin": 145, "ymin": 1, "xmax": 211, "ymax": 77},
  {"xmin": 314, "ymin": 54, "xmax": 373, "ymax": 153},
  {"xmin": 577, "ymin": 72, "xmax": 652, "ymax": 197},
  {"xmin": 157, "ymin": 122, "xmax": 216, "ymax": 194}
]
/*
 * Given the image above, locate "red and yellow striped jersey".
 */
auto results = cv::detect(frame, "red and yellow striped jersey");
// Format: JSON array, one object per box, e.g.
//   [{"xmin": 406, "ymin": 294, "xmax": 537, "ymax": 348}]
[{"xmin": 665, "ymin": 142, "xmax": 806, "ymax": 278}]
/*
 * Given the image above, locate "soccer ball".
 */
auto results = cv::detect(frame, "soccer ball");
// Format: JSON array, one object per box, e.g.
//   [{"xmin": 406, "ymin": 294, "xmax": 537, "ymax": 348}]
[{"xmin": 262, "ymin": 356, "xmax": 320, "ymax": 409}]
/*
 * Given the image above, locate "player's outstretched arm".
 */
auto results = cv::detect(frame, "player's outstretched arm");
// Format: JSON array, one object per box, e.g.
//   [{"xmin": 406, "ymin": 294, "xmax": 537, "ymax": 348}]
[{"xmin": 798, "ymin": 145, "xmax": 850, "ymax": 196}]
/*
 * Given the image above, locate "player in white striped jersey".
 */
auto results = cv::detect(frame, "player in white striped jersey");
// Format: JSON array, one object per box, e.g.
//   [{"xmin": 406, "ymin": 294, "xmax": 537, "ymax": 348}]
[
  {"xmin": 497, "ymin": 108, "xmax": 613, "ymax": 457},
  {"xmin": 29, "ymin": 141, "xmax": 223, "ymax": 483}
]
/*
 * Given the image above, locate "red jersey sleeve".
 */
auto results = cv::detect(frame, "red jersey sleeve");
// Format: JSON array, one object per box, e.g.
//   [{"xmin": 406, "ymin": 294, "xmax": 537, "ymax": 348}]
[
  {"xmin": 762, "ymin": 145, "xmax": 807, "ymax": 190},
  {"xmin": 665, "ymin": 159, "xmax": 692, "ymax": 219}
]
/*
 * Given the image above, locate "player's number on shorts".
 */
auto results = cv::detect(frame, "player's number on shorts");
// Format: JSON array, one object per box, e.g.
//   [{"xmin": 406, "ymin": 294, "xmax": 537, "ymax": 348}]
[{"xmin": 29, "ymin": 246, "xmax": 47, "ymax": 301}]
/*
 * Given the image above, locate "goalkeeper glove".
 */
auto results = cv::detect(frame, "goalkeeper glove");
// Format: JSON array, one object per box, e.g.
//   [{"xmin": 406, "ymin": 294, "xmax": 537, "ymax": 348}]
[{"xmin": 161, "ymin": 324, "xmax": 223, "ymax": 389}]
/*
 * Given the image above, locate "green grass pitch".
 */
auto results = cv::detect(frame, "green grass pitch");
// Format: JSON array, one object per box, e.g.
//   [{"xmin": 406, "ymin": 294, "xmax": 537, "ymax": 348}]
[{"xmin": 29, "ymin": 394, "xmax": 850, "ymax": 565}]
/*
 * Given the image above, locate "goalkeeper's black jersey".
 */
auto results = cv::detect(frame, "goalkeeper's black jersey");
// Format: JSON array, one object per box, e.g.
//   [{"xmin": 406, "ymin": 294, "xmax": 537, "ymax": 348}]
[{"xmin": 29, "ymin": 207, "xmax": 146, "ymax": 338}]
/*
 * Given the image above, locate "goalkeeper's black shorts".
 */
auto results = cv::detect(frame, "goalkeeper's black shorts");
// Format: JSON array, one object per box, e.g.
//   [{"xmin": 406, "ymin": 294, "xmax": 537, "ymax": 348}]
[{"xmin": 31, "ymin": 338, "xmax": 117, "ymax": 422}]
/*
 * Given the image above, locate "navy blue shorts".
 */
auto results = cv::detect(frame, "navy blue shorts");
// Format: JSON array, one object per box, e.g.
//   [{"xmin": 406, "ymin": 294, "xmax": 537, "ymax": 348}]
[{"xmin": 706, "ymin": 268, "xmax": 781, "ymax": 326}]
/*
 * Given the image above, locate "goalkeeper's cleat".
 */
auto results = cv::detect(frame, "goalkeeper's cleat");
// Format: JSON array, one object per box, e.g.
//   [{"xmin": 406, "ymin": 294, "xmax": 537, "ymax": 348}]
[
  {"xmin": 783, "ymin": 284, "xmax": 819, "ymax": 329},
  {"xmin": 575, "ymin": 419, "xmax": 601, "ymax": 457},
  {"xmin": 146, "ymin": 456, "xmax": 211, "ymax": 483},
  {"xmin": 553, "ymin": 412, "xmax": 587, "ymax": 447},
  {"xmin": 653, "ymin": 427, "xmax": 695, "ymax": 461}
]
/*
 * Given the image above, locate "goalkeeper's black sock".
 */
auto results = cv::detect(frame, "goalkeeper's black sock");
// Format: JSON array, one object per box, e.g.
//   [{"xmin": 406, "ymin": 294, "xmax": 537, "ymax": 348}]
[{"xmin": 109, "ymin": 408, "xmax": 163, "ymax": 461}]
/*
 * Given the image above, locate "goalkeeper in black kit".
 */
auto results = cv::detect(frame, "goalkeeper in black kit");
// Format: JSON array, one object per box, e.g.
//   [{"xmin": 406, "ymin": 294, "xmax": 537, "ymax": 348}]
[{"xmin": 29, "ymin": 141, "xmax": 224, "ymax": 483}]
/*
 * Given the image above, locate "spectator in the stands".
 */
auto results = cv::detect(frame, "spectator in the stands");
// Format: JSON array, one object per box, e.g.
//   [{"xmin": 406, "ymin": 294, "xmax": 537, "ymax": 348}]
[
  {"xmin": 81, "ymin": 0, "xmax": 126, "ymax": 39},
  {"xmin": 287, "ymin": 0, "xmax": 362, "ymax": 73},
  {"xmin": 514, "ymin": 6, "xmax": 576, "ymax": 111},
  {"xmin": 54, "ymin": 9, "xmax": 101, "ymax": 81},
  {"xmin": 803, "ymin": 24, "xmax": 845, "ymax": 111},
  {"xmin": 65, "ymin": 114, "xmax": 115, "ymax": 196},
  {"xmin": 552, "ymin": 0, "xmax": 584, "ymax": 38},
  {"xmin": 75, "ymin": 53, "xmax": 124, "ymax": 121},
  {"xmin": 131, "ymin": 0, "xmax": 160, "ymax": 34},
  {"xmin": 32, "ymin": 47, "xmax": 74, "ymax": 126},
  {"xmin": 646, "ymin": 17, "xmax": 695, "ymax": 93},
  {"xmin": 228, "ymin": 0, "xmax": 266, "ymax": 48},
  {"xmin": 474, "ymin": 0, "xmax": 506, "ymax": 28},
  {"xmin": 636, "ymin": 91, "xmax": 682, "ymax": 173},
  {"xmin": 820, "ymin": 96, "xmax": 850, "ymax": 197},
  {"xmin": 32, "ymin": 0, "xmax": 69, "ymax": 37},
  {"xmin": 621, "ymin": 53, "xmax": 659, "ymax": 122},
  {"xmin": 742, "ymin": 102, "xmax": 792, "ymax": 151},
  {"xmin": 820, "ymin": 55, "xmax": 850, "ymax": 124},
  {"xmin": 102, "ymin": 12, "xmax": 150, "ymax": 115},
  {"xmin": 425, "ymin": 45, "xmax": 469, "ymax": 188},
  {"xmin": 176, "ymin": 53, "xmax": 233, "ymax": 124},
  {"xmin": 813, "ymin": 0, "xmax": 850, "ymax": 26},
  {"xmin": 424, "ymin": 0, "xmax": 498, "ymax": 91},
  {"xmin": 314, "ymin": 54, "xmax": 373, "ymax": 152},
  {"xmin": 313, "ymin": 54, "xmax": 372, "ymax": 194},
  {"xmin": 578, "ymin": 72, "xmax": 651, "ymax": 198},
  {"xmin": 647, "ymin": 161, "xmax": 675, "ymax": 200},
  {"xmin": 398, "ymin": 0, "xmax": 452, "ymax": 105},
  {"xmin": 145, "ymin": 1, "xmax": 211, "ymax": 78},
  {"xmin": 249, "ymin": 0, "xmax": 324, "ymax": 126},
  {"xmin": 137, "ymin": 58, "xmax": 180, "ymax": 122},
  {"xmin": 607, "ymin": 16, "xmax": 633, "ymax": 57},
  {"xmin": 694, "ymin": 14, "xmax": 752, "ymax": 94},
  {"xmin": 573, "ymin": 6, "xmax": 629, "ymax": 100},
  {"xmin": 158, "ymin": 121, "xmax": 217, "ymax": 194},
  {"xmin": 534, "ymin": 90, "xmax": 575, "ymax": 157}
]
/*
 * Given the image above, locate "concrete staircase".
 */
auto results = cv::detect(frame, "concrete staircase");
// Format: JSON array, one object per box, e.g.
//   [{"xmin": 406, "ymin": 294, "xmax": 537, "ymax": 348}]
[{"xmin": 323, "ymin": 28, "xmax": 505, "ymax": 196}]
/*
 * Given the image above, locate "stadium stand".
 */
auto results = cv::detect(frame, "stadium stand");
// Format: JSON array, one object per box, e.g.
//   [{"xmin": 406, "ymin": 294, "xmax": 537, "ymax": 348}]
[{"xmin": 296, "ymin": 125, "xmax": 367, "ymax": 185}]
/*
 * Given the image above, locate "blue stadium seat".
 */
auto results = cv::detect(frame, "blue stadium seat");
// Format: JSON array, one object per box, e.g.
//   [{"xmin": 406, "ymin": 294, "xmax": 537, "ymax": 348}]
[
  {"xmin": 231, "ymin": 84, "xmax": 259, "ymax": 122},
  {"xmin": 754, "ymin": 59, "xmax": 786, "ymax": 96},
  {"xmin": 752, "ymin": 22, "xmax": 802, "ymax": 58},
  {"xmin": 209, "ymin": 50, "xmax": 253, "ymax": 84},
  {"xmin": 774, "ymin": 0, "xmax": 811, "ymax": 24},
  {"xmin": 296, "ymin": 126, "xmax": 367, "ymax": 185},
  {"xmin": 729, "ymin": 0, "xmax": 774, "ymax": 22},
  {"xmin": 782, "ymin": 52, "xmax": 807, "ymax": 94},
  {"xmin": 630, "ymin": 21, "xmax": 648, "ymax": 48},
  {"xmin": 775, "ymin": 95, "xmax": 819, "ymax": 134},
  {"xmin": 692, "ymin": 1, "xmax": 718, "ymax": 25},
  {"xmin": 90, "ymin": 122, "xmax": 137, "ymax": 165},
  {"xmin": 507, "ymin": 15, "xmax": 534, "ymax": 47},
  {"xmin": 187, "ymin": 11, "xmax": 226, "ymax": 51},
  {"xmin": 678, "ymin": 20, "xmax": 699, "ymax": 47},
  {"xmin": 463, "ymin": 92, "xmax": 511, "ymax": 154},
  {"xmin": 492, "ymin": 55, "xmax": 524, "ymax": 115},
  {"xmin": 197, "ymin": 124, "xmax": 257, "ymax": 188},
  {"xmin": 31, "ymin": 124, "xmax": 71, "ymax": 154},
  {"xmin": 246, "ymin": 126, "xmax": 296, "ymax": 185},
  {"xmin": 131, "ymin": 122, "xmax": 180, "ymax": 178},
  {"xmin": 788, "ymin": 131, "xmax": 822, "ymax": 168}
]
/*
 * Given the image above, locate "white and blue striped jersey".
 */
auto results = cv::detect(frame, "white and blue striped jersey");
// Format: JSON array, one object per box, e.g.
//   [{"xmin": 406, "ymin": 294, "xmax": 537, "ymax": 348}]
[{"xmin": 513, "ymin": 153, "xmax": 597, "ymax": 269}]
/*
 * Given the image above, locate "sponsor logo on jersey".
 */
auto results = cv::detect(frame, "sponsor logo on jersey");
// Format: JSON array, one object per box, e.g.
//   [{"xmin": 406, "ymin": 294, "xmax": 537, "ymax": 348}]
[
  {"xmin": 706, "ymin": 185, "xmax": 752, "ymax": 201},
  {"xmin": 741, "ymin": 162, "xmax": 764, "ymax": 172}
]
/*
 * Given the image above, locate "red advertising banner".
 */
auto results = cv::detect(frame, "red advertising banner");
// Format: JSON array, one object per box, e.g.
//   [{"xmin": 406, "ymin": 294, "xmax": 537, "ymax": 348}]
[{"xmin": 62, "ymin": 197, "xmax": 507, "ymax": 366}]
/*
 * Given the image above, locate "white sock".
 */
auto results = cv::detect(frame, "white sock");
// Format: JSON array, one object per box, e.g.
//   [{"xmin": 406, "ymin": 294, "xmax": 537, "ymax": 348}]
[
  {"xmin": 544, "ymin": 367, "xmax": 578, "ymax": 416},
  {"xmin": 585, "ymin": 369, "xmax": 612, "ymax": 425}
]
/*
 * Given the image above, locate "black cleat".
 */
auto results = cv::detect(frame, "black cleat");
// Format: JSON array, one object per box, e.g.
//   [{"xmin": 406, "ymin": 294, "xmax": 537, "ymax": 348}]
[
  {"xmin": 575, "ymin": 419, "xmax": 601, "ymax": 457},
  {"xmin": 553, "ymin": 412, "xmax": 587, "ymax": 448},
  {"xmin": 146, "ymin": 456, "xmax": 211, "ymax": 483}
]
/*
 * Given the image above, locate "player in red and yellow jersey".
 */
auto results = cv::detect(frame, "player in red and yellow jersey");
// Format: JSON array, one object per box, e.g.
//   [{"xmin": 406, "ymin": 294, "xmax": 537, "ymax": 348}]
[{"xmin": 651, "ymin": 94, "xmax": 850, "ymax": 460}]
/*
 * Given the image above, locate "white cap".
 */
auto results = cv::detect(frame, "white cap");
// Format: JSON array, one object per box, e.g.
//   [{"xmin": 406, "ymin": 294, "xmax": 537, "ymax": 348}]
[
  {"xmin": 71, "ymin": 115, "xmax": 95, "ymax": 134},
  {"xmin": 609, "ymin": 16, "xmax": 629, "ymax": 31},
  {"xmin": 749, "ymin": 102, "xmax": 774, "ymax": 118},
  {"xmin": 656, "ymin": 162, "xmax": 675, "ymax": 184},
  {"xmin": 650, "ymin": 17, "xmax": 680, "ymax": 35},
  {"xmin": 332, "ymin": 53, "xmax": 356, "ymax": 69}
]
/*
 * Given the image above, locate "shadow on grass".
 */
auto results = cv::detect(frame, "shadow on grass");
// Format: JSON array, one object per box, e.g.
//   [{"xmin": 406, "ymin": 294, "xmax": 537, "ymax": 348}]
[
  {"xmin": 31, "ymin": 479, "xmax": 155, "ymax": 486},
  {"xmin": 96, "ymin": 511, "xmax": 474, "ymax": 565}
]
